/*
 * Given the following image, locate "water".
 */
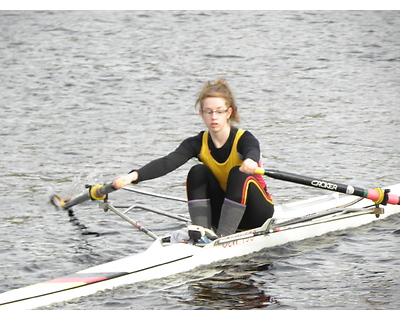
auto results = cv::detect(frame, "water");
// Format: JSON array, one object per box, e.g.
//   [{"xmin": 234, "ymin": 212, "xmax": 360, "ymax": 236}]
[{"xmin": 1, "ymin": 10, "xmax": 400, "ymax": 310}]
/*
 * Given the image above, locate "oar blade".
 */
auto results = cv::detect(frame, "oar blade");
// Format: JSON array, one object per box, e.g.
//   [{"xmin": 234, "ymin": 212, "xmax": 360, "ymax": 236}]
[{"xmin": 50, "ymin": 194, "xmax": 66, "ymax": 209}]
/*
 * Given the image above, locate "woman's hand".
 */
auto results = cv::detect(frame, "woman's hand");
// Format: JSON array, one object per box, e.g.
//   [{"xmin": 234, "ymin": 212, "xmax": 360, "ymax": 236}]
[
  {"xmin": 112, "ymin": 171, "xmax": 138, "ymax": 189},
  {"xmin": 239, "ymin": 158, "xmax": 258, "ymax": 175}
]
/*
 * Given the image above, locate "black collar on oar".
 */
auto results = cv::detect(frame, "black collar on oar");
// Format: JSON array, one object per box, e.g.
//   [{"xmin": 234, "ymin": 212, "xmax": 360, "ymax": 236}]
[{"xmin": 254, "ymin": 168, "xmax": 400, "ymax": 206}]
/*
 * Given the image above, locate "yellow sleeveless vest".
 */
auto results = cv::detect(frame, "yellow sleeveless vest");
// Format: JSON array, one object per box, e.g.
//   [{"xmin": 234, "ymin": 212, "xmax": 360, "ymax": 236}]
[{"xmin": 199, "ymin": 129, "xmax": 245, "ymax": 191}]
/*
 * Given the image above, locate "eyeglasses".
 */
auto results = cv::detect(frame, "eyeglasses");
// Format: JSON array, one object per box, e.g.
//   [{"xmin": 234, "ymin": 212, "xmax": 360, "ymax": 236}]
[{"xmin": 202, "ymin": 109, "xmax": 229, "ymax": 116}]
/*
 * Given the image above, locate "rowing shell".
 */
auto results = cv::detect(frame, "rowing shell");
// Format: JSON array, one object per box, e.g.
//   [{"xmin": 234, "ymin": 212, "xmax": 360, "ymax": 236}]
[{"xmin": 1, "ymin": 183, "xmax": 400, "ymax": 309}]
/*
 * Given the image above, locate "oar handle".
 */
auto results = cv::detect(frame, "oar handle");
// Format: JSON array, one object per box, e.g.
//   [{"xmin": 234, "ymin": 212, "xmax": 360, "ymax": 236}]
[{"xmin": 255, "ymin": 168, "xmax": 400, "ymax": 205}]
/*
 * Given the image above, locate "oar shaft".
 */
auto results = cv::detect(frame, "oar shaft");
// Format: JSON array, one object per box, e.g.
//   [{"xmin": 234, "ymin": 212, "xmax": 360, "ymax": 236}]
[
  {"xmin": 62, "ymin": 184, "xmax": 116, "ymax": 210},
  {"xmin": 255, "ymin": 168, "xmax": 400, "ymax": 205}
]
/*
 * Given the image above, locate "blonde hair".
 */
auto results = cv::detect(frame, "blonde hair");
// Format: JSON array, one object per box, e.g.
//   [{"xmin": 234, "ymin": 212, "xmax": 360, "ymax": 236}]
[{"xmin": 195, "ymin": 78, "xmax": 240, "ymax": 123}]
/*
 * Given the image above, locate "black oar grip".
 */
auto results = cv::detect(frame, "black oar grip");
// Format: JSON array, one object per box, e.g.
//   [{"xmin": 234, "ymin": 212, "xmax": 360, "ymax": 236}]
[{"xmin": 258, "ymin": 168, "xmax": 367, "ymax": 197}]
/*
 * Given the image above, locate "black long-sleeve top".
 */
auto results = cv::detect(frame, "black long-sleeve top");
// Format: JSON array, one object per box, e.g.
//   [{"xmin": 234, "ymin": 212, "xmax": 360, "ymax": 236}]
[{"xmin": 133, "ymin": 127, "xmax": 261, "ymax": 183}]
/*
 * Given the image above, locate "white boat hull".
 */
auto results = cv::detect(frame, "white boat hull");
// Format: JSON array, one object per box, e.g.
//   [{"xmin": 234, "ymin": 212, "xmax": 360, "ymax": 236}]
[{"xmin": 1, "ymin": 183, "xmax": 400, "ymax": 309}]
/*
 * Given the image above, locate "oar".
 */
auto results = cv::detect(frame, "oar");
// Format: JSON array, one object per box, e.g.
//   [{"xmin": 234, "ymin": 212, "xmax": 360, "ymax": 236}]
[
  {"xmin": 51, "ymin": 183, "xmax": 117, "ymax": 210},
  {"xmin": 255, "ymin": 168, "xmax": 400, "ymax": 205},
  {"xmin": 51, "ymin": 184, "xmax": 159, "ymax": 239}
]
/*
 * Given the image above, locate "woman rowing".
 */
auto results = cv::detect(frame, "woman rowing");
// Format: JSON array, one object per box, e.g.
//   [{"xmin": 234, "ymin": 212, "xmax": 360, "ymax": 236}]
[{"xmin": 113, "ymin": 79, "xmax": 274, "ymax": 237}]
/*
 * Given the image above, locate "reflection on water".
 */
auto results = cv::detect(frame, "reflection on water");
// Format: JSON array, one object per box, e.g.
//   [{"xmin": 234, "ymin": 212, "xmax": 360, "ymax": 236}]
[{"xmin": 180, "ymin": 263, "xmax": 278, "ymax": 310}]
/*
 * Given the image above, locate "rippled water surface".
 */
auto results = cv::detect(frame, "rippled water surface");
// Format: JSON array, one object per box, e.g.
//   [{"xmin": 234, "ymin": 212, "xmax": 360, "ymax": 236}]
[{"xmin": 1, "ymin": 10, "xmax": 400, "ymax": 310}]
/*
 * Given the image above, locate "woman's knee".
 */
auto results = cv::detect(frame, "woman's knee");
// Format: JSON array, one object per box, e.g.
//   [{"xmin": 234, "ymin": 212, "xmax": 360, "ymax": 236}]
[
  {"xmin": 187, "ymin": 164, "xmax": 215, "ymax": 200},
  {"xmin": 187, "ymin": 164, "xmax": 211, "ymax": 182},
  {"xmin": 227, "ymin": 165, "xmax": 246, "ymax": 182}
]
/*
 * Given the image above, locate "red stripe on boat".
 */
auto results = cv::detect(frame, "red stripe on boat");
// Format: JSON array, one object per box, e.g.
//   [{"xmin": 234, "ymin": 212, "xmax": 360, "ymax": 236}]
[{"xmin": 44, "ymin": 277, "xmax": 108, "ymax": 284}]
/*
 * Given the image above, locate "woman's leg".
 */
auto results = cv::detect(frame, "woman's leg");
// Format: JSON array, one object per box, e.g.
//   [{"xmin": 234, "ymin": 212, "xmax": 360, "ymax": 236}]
[
  {"xmin": 186, "ymin": 164, "xmax": 224, "ymax": 230},
  {"xmin": 217, "ymin": 166, "xmax": 274, "ymax": 236}
]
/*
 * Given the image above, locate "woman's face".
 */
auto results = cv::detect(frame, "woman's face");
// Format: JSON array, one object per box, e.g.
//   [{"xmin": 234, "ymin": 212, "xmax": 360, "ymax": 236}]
[{"xmin": 200, "ymin": 97, "xmax": 232, "ymax": 133}]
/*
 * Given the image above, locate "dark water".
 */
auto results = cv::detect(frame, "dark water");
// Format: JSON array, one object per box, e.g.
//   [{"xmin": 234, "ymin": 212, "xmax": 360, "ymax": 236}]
[{"xmin": 1, "ymin": 10, "xmax": 400, "ymax": 310}]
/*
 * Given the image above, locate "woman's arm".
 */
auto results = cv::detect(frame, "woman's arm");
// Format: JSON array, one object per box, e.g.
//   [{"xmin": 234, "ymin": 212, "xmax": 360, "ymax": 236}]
[
  {"xmin": 113, "ymin": 134, "xmax": 201, "ymax": 189},
  {"xmin": 238, "ymin": 131, "xmax": 262, "ymax": 174}
]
